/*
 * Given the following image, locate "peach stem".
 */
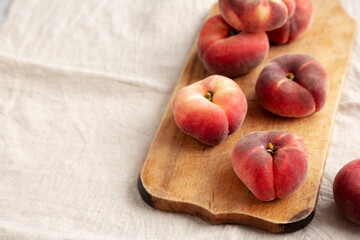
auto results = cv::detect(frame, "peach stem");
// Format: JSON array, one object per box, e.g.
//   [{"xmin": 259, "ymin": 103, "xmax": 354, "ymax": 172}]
[
  {"xmin": 266, "ymin": 143, "xmax": 278, "ymax": 155},
  {"xmin": 204, "ymin": 90, "xmax": 214, "ymax": 102},
  {"xmin": 286, "ymin": 72, "xmax": 295, "ymax": 80}
]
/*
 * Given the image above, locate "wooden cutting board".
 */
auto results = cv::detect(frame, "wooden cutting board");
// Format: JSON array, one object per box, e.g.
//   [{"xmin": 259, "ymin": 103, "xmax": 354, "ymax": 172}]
[{"xmin": 138, "ymin": 0, "xmax": 357, "ymax": 233}]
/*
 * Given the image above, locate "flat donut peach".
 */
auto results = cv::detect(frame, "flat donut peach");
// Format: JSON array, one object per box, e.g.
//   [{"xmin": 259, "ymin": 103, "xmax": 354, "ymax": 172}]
[
  {"xmin": 255, "ymin": 53, "xmax": 329, "ymax": 118},
  {"xmin": 173, "ymin": 75, "xmax": 248, "ymax": 146},
  {"xmin": 232, "ymin": 130, "xmax": 309, "ymax": 201},
  {"xmin": 219, "ymin": 0, "xmax": 296, "ymax": 32},
  {"xmin": 197, "ymin": 14, "xmax": 269, "ymax": 77},
  {"xmin": 267, "ymin": 0, "xmax": 314, "ymax": 44},
  {"xmin": 333, "ymin": 158, "xmax": 360, "ymax": 225}
]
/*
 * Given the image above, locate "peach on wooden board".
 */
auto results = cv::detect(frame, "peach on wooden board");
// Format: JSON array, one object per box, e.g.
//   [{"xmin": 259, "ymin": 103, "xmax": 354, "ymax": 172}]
[
  {"xmin": 172, "ymin": 75, "xmax": 247, "ymax": 146},
  {"xmin": 232, "ymin": 130, "xmax": 309, "ymax": 201},
  {"xmin": 197, "ymin": 14, "xmax": 269, "ymax": 77},
  {"xmin": 333, "ymin": 158, "xmax": 360, "ymax": 225},
  {"xmin": 267, "ymin": 0, "xmax": 314, "ymax": 44},
  {"xmin": 255, "ymin": 53, "xmax": 329, "ymax": 118},
  {"xmin": 218, "ymin": 0, "xmax": 295, "ymax": 32}
]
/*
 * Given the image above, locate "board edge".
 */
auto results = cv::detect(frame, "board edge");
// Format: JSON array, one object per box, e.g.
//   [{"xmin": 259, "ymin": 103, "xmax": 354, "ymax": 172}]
[{"xmin": 138, "ymin": 175, "xmax": 315, "ymax": 233}]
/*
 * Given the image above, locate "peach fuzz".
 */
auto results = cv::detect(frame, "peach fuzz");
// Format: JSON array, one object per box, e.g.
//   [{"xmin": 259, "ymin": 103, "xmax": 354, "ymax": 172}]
[
  {"xmin": 172, "ymin": 75, "xmax": 247, "ymax": 146},
  {"xmin": 255, "ymin": 53, "xmax": 329, "ymax": 118},
  {"xmin": 267, "ymin": 0, "xmax": 314, "ymax": 44},
  {"xmin": 232, "ymin": 130, "xmax": 309, "ymax": 201},
  {"xmin": 219, "ymin": 0, "xmax": 295, "ymax": 32},
  {"xmin": 197, "ymin": 14, "xmax": 269, "ymax": 77},
  {"xmin": 333, "ymin": 158, "xmax": 360, "ymax": 225}
]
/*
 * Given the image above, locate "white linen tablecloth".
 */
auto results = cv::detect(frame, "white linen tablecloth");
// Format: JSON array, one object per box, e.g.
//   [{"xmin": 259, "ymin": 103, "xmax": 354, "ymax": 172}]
[{"xmin": 0, "ymin": 0, "xmax": 359, "ymax": 239}]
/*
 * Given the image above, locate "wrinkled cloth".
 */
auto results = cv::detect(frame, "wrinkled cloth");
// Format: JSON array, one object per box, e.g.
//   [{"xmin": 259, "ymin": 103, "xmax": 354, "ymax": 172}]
[{"xmin": 0, "ymin": 0, "xmax": 359, "ymax": 239}]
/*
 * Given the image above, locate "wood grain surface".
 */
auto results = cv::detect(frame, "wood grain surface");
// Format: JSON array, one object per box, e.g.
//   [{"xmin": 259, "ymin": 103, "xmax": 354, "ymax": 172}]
[{"xmin": 138, "ymin": 0, "xmax": 357, "ymax": 233}]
